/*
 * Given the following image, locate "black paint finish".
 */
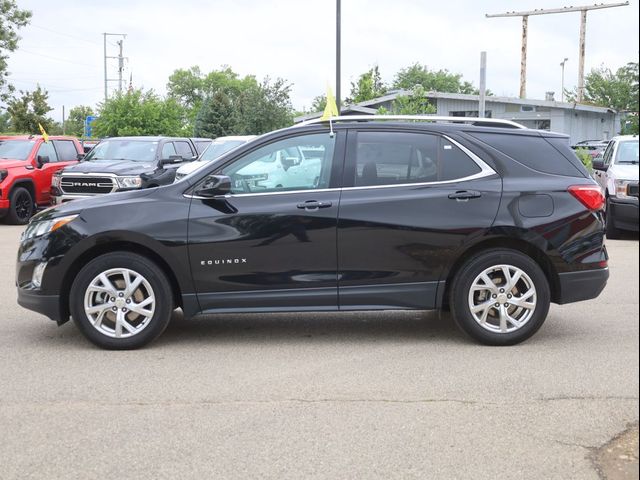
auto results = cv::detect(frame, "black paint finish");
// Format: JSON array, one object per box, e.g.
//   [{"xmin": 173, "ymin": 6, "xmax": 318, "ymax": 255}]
[{"xmin": 16, "ymin": 123, "xmax": 609, "ymax": 324}]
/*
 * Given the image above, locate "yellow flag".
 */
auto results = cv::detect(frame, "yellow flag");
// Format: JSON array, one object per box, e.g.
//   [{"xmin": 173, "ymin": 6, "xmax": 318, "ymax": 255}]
[
  {"xmin": 320, "ymin": 86, "xmax": 339, "ymax": 121},
  {"xmin": 38, "ymin": 123, "xmax": 49, "ymax": 143}
]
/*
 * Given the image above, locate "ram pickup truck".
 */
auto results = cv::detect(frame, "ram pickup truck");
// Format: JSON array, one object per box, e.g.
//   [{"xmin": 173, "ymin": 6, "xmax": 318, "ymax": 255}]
[
  {"xmin": 0, "ymin": 135, "xmax": 83, "ymax": 224},
  {"xmin": 51, "ymin": 136, "xmax": 199, "ymax": 204}
]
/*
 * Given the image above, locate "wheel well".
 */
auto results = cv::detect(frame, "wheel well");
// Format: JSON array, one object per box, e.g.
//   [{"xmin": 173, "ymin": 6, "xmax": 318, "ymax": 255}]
[
  {"xmin": 441, "ymin": 237, "xmax": 561, "ymax": 307},
  {"xmin": 10, "ymin": 180, "xmax": 36, "ymax": 202},
  {"xmin": 59, "ymin": 241, "xmax": 183, "ymax": 322}
]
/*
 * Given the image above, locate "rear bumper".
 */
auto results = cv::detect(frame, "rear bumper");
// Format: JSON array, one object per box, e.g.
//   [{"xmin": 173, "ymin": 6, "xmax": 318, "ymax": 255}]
[
  {"xmin": 609, "ymin": 197, "xmax": 639, "ymax": 232},
  {"xmin": 17, "ymin": 288, "xmax": 64, "ymax": 323},
  {"xmin": 556, "ymin": 268, "xmax": 609, "ymax": 305}
]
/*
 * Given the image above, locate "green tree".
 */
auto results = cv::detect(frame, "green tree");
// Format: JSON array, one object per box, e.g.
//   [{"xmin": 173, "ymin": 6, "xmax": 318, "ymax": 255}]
[
  {"xmin": 167, "ymin": 65, "xmax": 259, "ymax": 128},
  {"xmin": 236, "ymin": 77, "xmax": 293, "ymax": 135},
  {"xmin": 1, "ymin": 1, "xmax": 32, "ymax": 101},
  {"xmin": 65, "ymin": 105, "xmax": 94, "ymax": 137},
  {"xmin": 0, "ymin": 109, "xmax": 10, "ymax": 132},
  {"xmin": 193, "ymin": 91, "xmax": 235, "ymax": 138},
  {"xmin": 346, "ymin": 65, "xmax": 387, "ymax": 104},
  {"xmin": 6, "ymin": 85, "xmax": 53, "ymax": 133},
  {"xmin": 93, "ymin": 89, "xmax": 187, "ymax": 137},
  {"xmin": 393, "ymin": 63, "xmax": 479, "ymax": 94},
  {"xmin": 310, "ymin": 94, "xmax": 327, "ymax": 112},
  {"xmin": 566, "ymin": 62, "xmax": 639, "ymax": 111},
  {"xmin": 378, "ymin": 85, "xmax": 437, "ymax": 115}
]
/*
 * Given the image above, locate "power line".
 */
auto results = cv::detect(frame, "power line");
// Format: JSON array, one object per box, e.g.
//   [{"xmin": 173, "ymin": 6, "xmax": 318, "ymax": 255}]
[
  {"xmin": 30, "ymin": 24, "xmax": 102, "ymax": 46},
  {"xmin": 18, "ymin": 49, "xmax": 100, "ymax": 70}
]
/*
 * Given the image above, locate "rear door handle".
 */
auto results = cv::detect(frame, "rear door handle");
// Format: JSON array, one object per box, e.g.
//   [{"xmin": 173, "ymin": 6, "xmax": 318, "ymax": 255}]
[
  {"xmin": 297, "ymin": 200, "xmax": 333, "ymax": 210},
  {"xmin": 448, "ymin": 190, "xmax": 482, "ymax": 200}
]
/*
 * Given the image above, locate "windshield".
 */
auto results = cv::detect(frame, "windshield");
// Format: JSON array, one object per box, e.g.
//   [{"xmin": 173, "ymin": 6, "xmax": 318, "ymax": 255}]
[
  {"xmin": 0, "ymin": 140, "xmax": 36, "ymax": 160},
  {"xmin": 200, "ymin": 140, "xmax": 246, "ymax": 161},
  {"xmin": 615, "ymin": 140, "xmax": 639, "ymax": 164},
  {"xmin": 84, "ymin": 139, "xmax": 158, "ymax": 162}
]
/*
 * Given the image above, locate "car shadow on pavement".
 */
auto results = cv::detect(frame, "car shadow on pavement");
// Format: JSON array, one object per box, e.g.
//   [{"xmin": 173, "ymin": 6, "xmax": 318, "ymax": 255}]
[{"xmin": 153, "ymin": 309, "xmax": 470, "ymax": 347}]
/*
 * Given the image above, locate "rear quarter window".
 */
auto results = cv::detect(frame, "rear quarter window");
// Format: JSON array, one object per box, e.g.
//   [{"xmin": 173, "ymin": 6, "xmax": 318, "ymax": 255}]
[{"xmin": 469, "ymin": 132, "xmax": 587, "ymax": 178}]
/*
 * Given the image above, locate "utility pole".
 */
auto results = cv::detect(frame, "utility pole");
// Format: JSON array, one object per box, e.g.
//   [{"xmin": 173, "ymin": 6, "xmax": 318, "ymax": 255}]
[
  {"xmin": 560, "ymin": 58, "xmax": 569, "ymax": 102},
  {"xmin": 486, "ymin": 2, "xmax": 628, "ymax": 101},
  {"xmin": 336, "ymin": 0, "xmax": 341, "ymax": 114},
  {"xmin": 62, "ymin": 105, "xmax": 66, "ymax": 135},
  {"xmin": 102, "ymin": 32, "xmax": 127, "ymax": 102},
  {"xmin": 479, "ymin": 51, "xmax": 487, "ymax": 118}
]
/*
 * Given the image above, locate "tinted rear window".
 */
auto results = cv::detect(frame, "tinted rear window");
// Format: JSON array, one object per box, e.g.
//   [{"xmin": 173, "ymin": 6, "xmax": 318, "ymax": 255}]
[{"xmin": 469, "ymin": 132, "xmax": 587, "ymax": 178}]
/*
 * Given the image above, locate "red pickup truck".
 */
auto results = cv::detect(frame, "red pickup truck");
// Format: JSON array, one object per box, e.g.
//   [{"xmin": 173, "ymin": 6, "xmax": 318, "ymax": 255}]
[{"xmin": 0, "ymin": 135, "xmax": 83, "ymax": 224}]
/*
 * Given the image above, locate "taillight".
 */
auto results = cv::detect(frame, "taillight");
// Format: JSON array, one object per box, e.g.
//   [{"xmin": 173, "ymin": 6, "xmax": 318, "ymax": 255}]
[{"xmin": 568, "ymin": 185, "xmax": 605, "ymax": 211}]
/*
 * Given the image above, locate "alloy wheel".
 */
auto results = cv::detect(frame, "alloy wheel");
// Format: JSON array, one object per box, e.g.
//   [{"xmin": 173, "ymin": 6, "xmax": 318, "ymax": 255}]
[
  {"xmin": 468, "ymin": 264, "xmax": 537, "ymax": 334},
  {"xmin": 83, "ymin": 268, "xmax": 156, "ymax": 338}
]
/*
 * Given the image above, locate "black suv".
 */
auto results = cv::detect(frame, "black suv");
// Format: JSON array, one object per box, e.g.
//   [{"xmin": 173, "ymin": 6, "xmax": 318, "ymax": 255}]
[
  {"xmin": 16, "ymin": 117, "xmax": 609, "ymax": 349},
  {"xmin": 51, "ymin": 136, "xmax": 199, "ymax": 204}
]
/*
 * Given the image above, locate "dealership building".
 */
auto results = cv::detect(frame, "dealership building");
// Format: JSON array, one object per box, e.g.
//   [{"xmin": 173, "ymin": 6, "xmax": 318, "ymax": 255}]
[{"xmin": 296, "ymin": 90, "xmax": 620, "ymax": 144}]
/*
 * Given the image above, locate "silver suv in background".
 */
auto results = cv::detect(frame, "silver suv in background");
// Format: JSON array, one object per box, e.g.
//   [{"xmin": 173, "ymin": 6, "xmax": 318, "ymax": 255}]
[
  {"xmin": 593, "ymin": 135, "xmax": 639, "ymax": 238},
  {"xmin": 174, "ymin": 136, "xmax": 256, "ymax": 182}
]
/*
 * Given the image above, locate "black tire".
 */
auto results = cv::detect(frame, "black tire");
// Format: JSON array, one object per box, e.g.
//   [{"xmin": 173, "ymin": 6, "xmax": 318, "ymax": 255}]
[
  {"xmin": 70, "ymin": 252, "xmax": 173, "ymax": 349},
  {"xmin": 605, "ymin": 197, "xmax": 623, "ymax": 240},
  {"xmin": 5, "ymin": 187, "xmax": 34, "ymax": 225},
  {"xmin": 449, "ymin": 249, "xmax": 551, "ymax": 346}
]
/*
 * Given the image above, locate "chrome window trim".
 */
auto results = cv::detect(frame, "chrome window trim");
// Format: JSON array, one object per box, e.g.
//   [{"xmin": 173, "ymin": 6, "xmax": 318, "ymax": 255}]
[{"xmin": 185, "ymin": 134, "xmax": 497, "ymax": 199}]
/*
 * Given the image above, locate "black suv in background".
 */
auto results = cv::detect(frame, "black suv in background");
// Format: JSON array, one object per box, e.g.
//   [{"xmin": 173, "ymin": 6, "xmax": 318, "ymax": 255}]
[
  {"xmin": 17, "ymin": 116, "xmax": 609, "ymax": 349},
  {"xmin": 51, "ymin": 136, "xmax": 199, "ymax": 204}
]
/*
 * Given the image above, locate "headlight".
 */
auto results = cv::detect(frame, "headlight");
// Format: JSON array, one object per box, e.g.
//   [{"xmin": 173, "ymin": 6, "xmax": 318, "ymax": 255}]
[
  {"xmin": 614, "ymin": 179, "xmax": 637, "ymax": 200},
  {"xmin": 116, "ymin": 176, "xmax": 143, "ymax": 189},
  {"xmin": 51, "ymin": 174, "xmax": 61, "ymax": 188},
  {"xmin": 22, "ymin": 214, "xmax": 79, "ymax": 241}
]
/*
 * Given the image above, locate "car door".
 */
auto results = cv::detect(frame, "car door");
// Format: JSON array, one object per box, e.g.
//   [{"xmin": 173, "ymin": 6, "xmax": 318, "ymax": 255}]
[
  {"xmin": 33, "ymin": 141, "xmax": 60, "ymax": 204},
  {"xmin": 337, "ymin": 129, "xmax": 502, "ymax": 310},
  {"xmin": 595, "ymin": 141, "xmax": 614, "ymax": 189},
  {"xmin": 187, "ymin": 130, "xmax": 344, "ymax": 313}
]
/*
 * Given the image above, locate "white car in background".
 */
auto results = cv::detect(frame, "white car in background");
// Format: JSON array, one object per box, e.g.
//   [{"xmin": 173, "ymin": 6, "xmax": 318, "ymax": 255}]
[
  {"xmin": 174, "ymin": 136, "xmax": 256, "ymax": 182},
  {"xmin": 593, "ymin": 135, "xmax": 639, "ymax": 238}
]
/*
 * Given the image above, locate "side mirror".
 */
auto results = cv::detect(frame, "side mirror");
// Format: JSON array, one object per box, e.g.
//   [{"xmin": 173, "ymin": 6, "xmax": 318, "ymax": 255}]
[
  {"xmin": 76, "ymin": 153, "xmax": 85, "ymax": 161},
  {"xmin": 592, "ymin": 158, "xmax": 607, "ymax": 171},
  {"xmin": 36, "ymin": 155, "xmax": 50, "ymax": 168},
  {"xmin": 161, "ymin": 155, "xmax": 184, "ymax": 165},
  {"xmin": 194, "ymin": 175, "xmax": 231, "ymax": 197},
  {"xmin": 281, "ymin": 156, "xmax": 300, "ymax": 170}
]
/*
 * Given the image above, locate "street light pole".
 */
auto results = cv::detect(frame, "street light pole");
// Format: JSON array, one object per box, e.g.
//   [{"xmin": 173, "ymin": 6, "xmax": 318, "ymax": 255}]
[
  {"xmin": 336, "ymin": 0, "xmax": 341, "ymax": 115},
  {"xmin": 560, "ymin": 58, "xmax": 569, "ymax": 102}
]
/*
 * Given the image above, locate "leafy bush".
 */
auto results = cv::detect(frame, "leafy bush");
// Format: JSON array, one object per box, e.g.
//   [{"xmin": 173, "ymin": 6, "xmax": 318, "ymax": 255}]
[{"xmin": 574, "ymin": 148, "xmax": 593, "ymax": 172}]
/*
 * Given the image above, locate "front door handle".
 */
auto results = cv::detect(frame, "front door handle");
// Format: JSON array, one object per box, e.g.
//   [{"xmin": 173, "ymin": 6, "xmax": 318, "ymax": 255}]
[
  {"xmin": 297, "ymin": 200, "xmax": 332, "ymax": 210},
  {"xmin": 448, "ymin": 190, "xmax": 482, "ymax": 201}
]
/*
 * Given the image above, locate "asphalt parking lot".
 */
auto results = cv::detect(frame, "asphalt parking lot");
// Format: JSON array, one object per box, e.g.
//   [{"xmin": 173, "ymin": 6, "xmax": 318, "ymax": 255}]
[{"xmin": 0, "ymin": 225, "xmax": 637, "ymax": 479}]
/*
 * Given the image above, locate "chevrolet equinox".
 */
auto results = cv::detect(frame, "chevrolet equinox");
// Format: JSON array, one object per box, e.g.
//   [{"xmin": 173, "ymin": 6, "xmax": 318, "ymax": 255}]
[{"xmin": 16, "ymin": 116, "xmax": 609, "ymax": 349}]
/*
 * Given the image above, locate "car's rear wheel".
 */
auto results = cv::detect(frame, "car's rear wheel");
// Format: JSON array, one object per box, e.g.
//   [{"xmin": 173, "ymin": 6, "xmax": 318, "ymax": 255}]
[
  {"xmin": 450, "ymin": 249, "xmax": 550, "ymax": 346},
  {"xmin": 70, "ymin": 252, "xmax": 173, "ymax": 349},
  {"xmin": 5, "ymin": 187, "xmax": 34, "ymax": 225},
  {"xmin": 605, "ymin": 197, "xmax": 623, "ymax": 239}
]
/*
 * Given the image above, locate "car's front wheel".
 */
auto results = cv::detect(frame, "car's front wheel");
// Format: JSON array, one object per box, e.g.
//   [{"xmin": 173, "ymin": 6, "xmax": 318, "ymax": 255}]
[
  {"xmin": 70, "ymin": 252, "xmax": 173, "ymax": 349},
  {"xmin": 5, "ymin": 187, "xmax": 34, "ymax": 225},
  {"xmin": 450, "ymin": 249, "xmax": 551, "ymax": 346}
]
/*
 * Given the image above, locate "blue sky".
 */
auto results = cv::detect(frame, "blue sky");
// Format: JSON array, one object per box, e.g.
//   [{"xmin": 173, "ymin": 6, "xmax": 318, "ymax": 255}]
[{"xmin": 5, "ymin": 0, "xmax": 639, "ymax": 121}]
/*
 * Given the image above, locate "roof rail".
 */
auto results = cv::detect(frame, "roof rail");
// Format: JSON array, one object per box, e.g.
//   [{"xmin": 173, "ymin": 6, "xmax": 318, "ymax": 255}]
[{"xmin": 297, "ymin": 115, "xmax": 527, "ymax": 129}]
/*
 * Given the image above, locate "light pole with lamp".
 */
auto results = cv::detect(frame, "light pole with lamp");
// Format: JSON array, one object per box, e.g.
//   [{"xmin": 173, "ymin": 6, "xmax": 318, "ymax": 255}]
[{"xmin": 560, "ymin": 58, "xmax": 569, "ymax": 102}]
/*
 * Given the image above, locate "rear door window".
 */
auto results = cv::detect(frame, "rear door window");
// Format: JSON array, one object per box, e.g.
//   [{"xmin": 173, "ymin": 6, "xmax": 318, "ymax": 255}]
[
  {"xmin": 175, "ymin": 141, "xmax": 195, "ymax": 159},
  {"xmin": 352, "ymin": 131, "xmax": 481, "ymax": 187},
  {"xmin": 53, "ymin": 140, "xmax": 79, "ymax": 161}
]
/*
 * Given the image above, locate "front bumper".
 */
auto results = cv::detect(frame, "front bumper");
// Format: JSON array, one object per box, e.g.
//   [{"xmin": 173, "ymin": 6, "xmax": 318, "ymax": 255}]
[
  {"xmin": 17, "ymin": 287, "xmax": 64, "ymax": 323},
  {"xmin": 609, "ymin": 197, "xmax": 639, "ymax": 232},
  {"xmin": 556, "ymin": 268, "xmax": 609, "ymax": 304}
]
